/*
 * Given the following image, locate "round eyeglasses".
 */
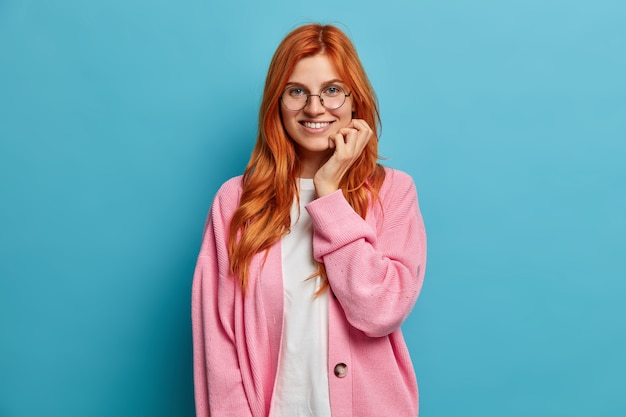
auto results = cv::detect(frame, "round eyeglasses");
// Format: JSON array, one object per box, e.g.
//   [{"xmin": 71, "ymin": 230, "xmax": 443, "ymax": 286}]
[{"xmin": 281, "ymin": 85, "xmax": 351, "ymax": 111}]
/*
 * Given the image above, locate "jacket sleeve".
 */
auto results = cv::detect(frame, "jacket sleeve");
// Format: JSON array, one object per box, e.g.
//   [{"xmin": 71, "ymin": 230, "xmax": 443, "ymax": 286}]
[
  {"xmin": 191, "ymin": 184, "xmax": 253, "ymax": 417},
  {"xmin": 306, "ymin": 170, "xmax": 426, "ymax": 338}
]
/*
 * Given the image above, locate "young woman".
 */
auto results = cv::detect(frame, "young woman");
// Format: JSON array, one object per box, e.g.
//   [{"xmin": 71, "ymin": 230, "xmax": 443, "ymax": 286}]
[{"xmin": 192, "ymin": 23, "xmax": 427, "ymax": 417}]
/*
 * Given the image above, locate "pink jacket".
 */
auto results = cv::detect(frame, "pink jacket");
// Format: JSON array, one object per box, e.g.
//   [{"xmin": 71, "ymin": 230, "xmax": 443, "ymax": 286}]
[{"xmin": 192, "ymin": 167, "xmax": 427, "ymax": 417}]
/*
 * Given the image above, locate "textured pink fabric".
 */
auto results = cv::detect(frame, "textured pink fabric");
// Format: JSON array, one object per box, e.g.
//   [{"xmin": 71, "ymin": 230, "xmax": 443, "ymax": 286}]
[{"xmin": 192, "ymin": 167, "xmax": 426, "ymax": 417}]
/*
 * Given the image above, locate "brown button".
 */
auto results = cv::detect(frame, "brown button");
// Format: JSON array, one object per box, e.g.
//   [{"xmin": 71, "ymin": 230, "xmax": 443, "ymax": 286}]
[{"xmin": 334, "ymin": 363, "xmax": 348, "ymax": 378}]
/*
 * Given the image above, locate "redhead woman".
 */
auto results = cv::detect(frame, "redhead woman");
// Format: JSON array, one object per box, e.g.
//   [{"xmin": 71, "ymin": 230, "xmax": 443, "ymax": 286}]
[{"xmin": 192, "ymin": 24, "xmax": 427, "ymax": 417}]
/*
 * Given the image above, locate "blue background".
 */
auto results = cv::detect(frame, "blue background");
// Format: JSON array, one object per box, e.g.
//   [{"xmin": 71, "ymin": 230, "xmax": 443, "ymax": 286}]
[{"xmin": 1, "ymin": 1, "xmax": 624, "ymax": 416}]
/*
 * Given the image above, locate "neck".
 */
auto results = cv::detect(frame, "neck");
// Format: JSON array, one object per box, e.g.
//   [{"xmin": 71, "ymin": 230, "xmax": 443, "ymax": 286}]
[{"xmin": 297, "ymin": 150, "xmax": 332, "ymax": 179}]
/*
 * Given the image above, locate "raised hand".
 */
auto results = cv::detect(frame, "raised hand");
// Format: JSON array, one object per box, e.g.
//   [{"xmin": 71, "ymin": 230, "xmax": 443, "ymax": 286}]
[{"xmin": 313, "ymin": 119, "xmax": 374, "ymax": 197}]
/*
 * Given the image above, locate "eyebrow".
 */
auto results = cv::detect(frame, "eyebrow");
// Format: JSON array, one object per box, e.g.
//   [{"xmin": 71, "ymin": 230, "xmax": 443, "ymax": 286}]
[{"xmin": 284, "ymin": 78, "xmax": 346, "ymax": 89}]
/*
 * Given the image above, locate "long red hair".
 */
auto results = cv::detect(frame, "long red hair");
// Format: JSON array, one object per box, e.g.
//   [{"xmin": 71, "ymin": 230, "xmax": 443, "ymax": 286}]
[{"xmin": 228, "ymin": 23, "xmax": 386, "ymax": 292}]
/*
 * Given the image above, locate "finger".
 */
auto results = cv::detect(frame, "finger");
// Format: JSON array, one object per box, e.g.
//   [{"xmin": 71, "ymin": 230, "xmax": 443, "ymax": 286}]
[
  {"xmin": 328, "ymin": 134, "xmax": 339, "ymax": 149},
  {"xmin": 330, "ymin": 133, "xmax": 345, "ymax": 150},
  {"xmin": 339, "ymin": 126, "xmax": 367, "ymax": 149},
  {"xmin": 350, "ymin": 119, "xmax": 373, "ymax": 139},
  {"xmin": 350, "ymin": 119, "xmax": 363, "ymax": 130},
  {"xmin": 338, "ymin": 127, "xmax": 357, "ymax": 142},
  {"xmin": 352, "ymin": 123, "xmax": 373, "ymax": 148},
  {"xmin": 349, "ymin": 118, "xmax": 367, "ymax": 130},
  {"xmin": 337, "ymin": 129, "xmax": 359, "ymax": 153}
]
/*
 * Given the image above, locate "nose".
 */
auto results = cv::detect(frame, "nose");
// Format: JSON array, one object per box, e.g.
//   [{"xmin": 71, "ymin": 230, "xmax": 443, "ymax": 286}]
[{"xmin": 303, "ymin": 94, "xmax": 325, "ymax": 115}]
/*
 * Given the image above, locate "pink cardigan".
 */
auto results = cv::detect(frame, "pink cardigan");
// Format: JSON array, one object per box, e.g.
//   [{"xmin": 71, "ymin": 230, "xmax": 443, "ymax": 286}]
[{"xmin": 192, "ymin": 167, "xmax": 427, "ymax": 417}]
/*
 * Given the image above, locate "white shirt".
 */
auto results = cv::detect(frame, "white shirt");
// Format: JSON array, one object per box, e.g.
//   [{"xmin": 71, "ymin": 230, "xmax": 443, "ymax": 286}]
[{"xmin": 269, "ymin": 179, "xmax": 331, "ymax": 417}]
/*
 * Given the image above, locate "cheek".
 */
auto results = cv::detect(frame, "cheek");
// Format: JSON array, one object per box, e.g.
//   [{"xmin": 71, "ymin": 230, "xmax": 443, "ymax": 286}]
[
  {"xmin": 337, "ymin": 108, "xmax": 354, "ymax": 125},
  {"xmin": 279, "ymin": 109, "xmax": 297, "ymax": 135},
  {"xmin": 344, "ymin": 101, "xmax": 355, "ymax": 120}
]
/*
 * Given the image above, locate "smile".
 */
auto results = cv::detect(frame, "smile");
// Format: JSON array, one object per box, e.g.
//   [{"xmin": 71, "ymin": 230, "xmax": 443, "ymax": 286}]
[{"xmin": 301, "ymin": 121, "xmax": 333, "ymax": 129}]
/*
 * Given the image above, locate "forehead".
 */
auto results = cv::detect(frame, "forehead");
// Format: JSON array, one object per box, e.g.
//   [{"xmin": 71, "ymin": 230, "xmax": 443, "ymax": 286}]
[{"xmin": 287, "ymin": 54, "xmax": 342, "ymax": 87}]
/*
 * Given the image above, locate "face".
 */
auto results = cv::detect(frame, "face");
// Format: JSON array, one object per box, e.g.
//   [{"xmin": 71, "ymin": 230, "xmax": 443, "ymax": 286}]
[{"xmin": 280, "ymin": 54, "xmax": 354, "ymax": 164}]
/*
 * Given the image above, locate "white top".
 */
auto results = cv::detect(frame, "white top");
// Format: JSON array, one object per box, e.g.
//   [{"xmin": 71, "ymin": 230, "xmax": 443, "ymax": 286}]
[{"xmin": 269, "ymin": 179, "xmax": 331, "ymax": 417}]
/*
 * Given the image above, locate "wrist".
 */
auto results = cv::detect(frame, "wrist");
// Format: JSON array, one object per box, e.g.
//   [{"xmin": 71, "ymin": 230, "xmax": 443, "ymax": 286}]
[{"xmin": 313, "ymin": 180, "xmax": 339, "ymax": 198}]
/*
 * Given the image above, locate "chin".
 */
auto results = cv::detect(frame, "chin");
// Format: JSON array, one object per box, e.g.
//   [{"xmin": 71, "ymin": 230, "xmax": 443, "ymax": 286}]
[{"xmin": 295, "ymin": 141, "xmax": 332, "ymax": 155}]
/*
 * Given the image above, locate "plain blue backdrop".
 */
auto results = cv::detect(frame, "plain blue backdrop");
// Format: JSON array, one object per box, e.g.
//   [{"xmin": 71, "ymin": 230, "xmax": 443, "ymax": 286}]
[{"xmin": 1, "ymin": 1, "xmax": 625, "ymax": 416}]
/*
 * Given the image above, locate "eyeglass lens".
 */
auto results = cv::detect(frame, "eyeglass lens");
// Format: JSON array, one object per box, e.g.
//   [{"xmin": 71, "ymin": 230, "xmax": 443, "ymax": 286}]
[{"xmin": 282, "ymin": 86, "xmax": 348, "ymax": 111}]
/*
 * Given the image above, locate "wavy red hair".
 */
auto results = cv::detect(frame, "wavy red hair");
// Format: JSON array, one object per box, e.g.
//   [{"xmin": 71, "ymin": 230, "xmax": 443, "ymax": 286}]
[{"xmin": 228, "ymin": 24, "xmax": 386, "ymax": 292}]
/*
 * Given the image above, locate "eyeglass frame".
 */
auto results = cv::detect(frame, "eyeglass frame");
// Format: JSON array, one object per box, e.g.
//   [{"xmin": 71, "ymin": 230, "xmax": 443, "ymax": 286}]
[{"xmin": 280, "ymin": 85, "xmax": 352, "ymax": 111}]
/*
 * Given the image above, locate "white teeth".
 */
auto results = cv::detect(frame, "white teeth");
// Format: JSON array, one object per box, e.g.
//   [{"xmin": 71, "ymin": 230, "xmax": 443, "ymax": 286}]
[{"xmin": 303, "ymin": 122, "xmax": 330, "ymax": 129}]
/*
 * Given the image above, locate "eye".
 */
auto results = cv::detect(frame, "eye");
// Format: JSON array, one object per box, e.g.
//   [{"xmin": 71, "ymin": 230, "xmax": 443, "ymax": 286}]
[
  {"xmin": 323, "ymin": 85, "xmax": 342, "ymax": 97},
  {"xmin": 288, "ymin": 87, "xmax": 307, "ymax": 98}
]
